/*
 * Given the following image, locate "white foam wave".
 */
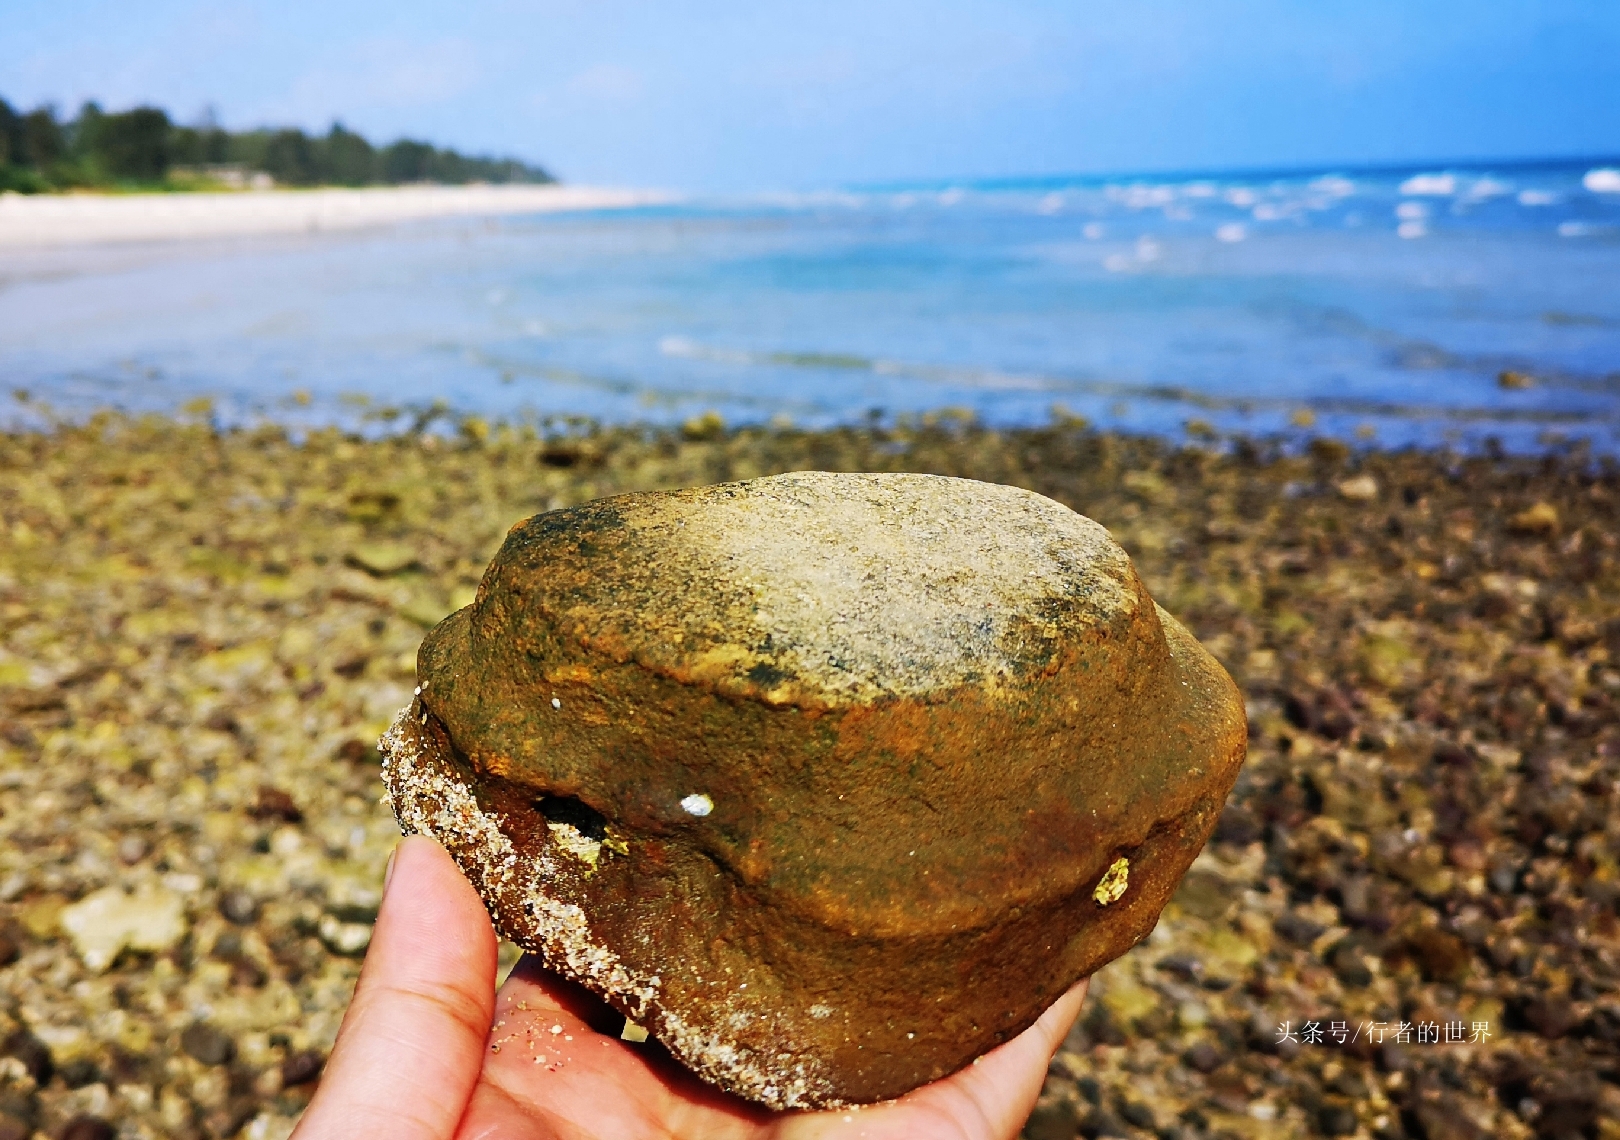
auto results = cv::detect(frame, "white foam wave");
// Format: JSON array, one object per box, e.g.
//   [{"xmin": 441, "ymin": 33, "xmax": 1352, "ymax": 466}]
[
  {"xmin": 1215, "ymin": 223, "xmax": 1247, "ymax": 243},
  {"xmin": 1308, "ymin": 176, "xmax": 1356, "ymax": 198},
  {"xmin": 1400, "ymin": 174, "xmax": 1457, "ymax": 197},
  {"xmin": 1517, "ymin": 190, "xmax": 1557, "ymax": 207},
  {"xmin": 1585, "ymin": 169, "xmax": 1620, "ymax": 194}
]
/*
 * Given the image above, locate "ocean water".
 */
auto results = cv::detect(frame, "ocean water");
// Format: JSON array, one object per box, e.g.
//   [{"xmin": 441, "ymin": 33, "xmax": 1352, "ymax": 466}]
[{"xmin": 2, "ymin": 160, "xmax": 1618, "ymax": 453}]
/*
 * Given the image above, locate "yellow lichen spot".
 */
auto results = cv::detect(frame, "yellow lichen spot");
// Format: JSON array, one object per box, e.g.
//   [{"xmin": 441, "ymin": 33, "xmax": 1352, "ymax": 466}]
[{"xmin": 1093, "ymin": 857, "xmax": 1130, "ymax": 905}]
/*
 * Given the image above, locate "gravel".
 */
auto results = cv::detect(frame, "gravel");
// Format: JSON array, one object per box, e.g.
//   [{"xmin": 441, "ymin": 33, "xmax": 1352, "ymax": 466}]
[{"xmin": 0, "ymin": 413, "xmax": 1616, "ymax": 1138}]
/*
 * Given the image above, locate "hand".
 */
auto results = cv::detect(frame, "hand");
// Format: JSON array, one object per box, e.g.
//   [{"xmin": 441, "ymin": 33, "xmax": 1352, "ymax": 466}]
[{"xmin": 293, "ymin": 836, "xmax": 1089, "ymax": 1140}]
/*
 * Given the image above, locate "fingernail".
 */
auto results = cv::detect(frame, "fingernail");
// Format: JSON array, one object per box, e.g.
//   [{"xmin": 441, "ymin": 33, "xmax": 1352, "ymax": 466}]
[{"xmin": 383, "ymin": 843, "xmax": 400, "ymax": 895}]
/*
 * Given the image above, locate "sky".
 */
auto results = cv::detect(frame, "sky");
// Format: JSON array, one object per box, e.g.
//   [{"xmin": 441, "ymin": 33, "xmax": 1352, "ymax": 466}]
[{"xmin": 4, "ymin": 0, "xmax": 1619, "ymax": 192}]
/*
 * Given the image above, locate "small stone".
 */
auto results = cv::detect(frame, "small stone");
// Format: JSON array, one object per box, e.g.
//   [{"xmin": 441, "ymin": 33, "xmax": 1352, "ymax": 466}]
[
  {"xmin": 248, "ymin": 784, "xmax": 303, "ymax": 823},
  {"xmin": 55, "ymin": 1117, "xmax": 115, "ymax": 1140},
  {"xmin": 281, "ymin": 1050, "xmax": 325, "ymax": 1087},
  {"xmin": 57, "ymin": 1058, "xmax": 102, "ymax": 1089},
  {"xmin": 0, "ymin": 923, "xmax": 18, "ymax": 967},
  {"xmin": 1022, "ymin": 1100, "xmax": 1079, "ymax": 1140},
  {"xmin": 1337, "ymin": 474, "xmax": 1379, "ymax": 502},
  {"xmin": 1515, "ymin": 993, "xmax": 1577, "ymax": 1039},
  {"xmin": 0, "ymin": 1118, "xmax": 30, "ymax": 1140},
  {"xmin": 116, "ymin": 834, "xmax": 149, "ymax": 864},
  {"xmin": 1508, "ymin": 501, "xmax": 1559, "ymax": 536},
  {"xmin": 1081, "ymin": 1105, "xmax": 1133, "ymax": 1138},
  {"xmin": 1275, "ymin": 912, "xmax": 1326, "ymax": 946},
  {"xmin": 180, "ymin": 1022, "xmax": 236, "ymax": 1067},
  {"xmin": 317, "ymin": 914, "xmax": 373, "ymax": 957},
  {"xmin": 59, "ymin": 885, "xmax": 187, "ymax": 972},
  {"xmin": 1, "ymin": 1027, "xmax": 52, "ymax": 1085},
  {"xmin": 1328, "ymin": 939, "xmax": 1374, "ymax": 987},
  {"xmin": 1317, "ymin": 1101, "xmax": 1358, "ymax": 1136},
  {"xmin": 1406, "ymin": 928, "xmax": 1471, "ymax": 984},
  {"xmin": 345, "ymin": 542, "xmax": 419, "ymax": 577},
  {"xmin": 1498, "ymin": 370, "xmax": 1536, "ymax": 389},
  {"xmin": 1156, "ymin": 953, "xmax": 1204, "ymax": 982},
  {"xmin": 218, "ymin": 890, "xmax": 260, "ymax": 926},
  {"xmin": 1182, "ymin": 1041, "xmax": 1222, "ymax": 1074},
  {"xmin": 1118, "ymin": 1099, "xmax": 1157, "ymax": 1130},
  {"xmin": 335, "ymin": 738, "xmax": 374, "ymax": 764}
]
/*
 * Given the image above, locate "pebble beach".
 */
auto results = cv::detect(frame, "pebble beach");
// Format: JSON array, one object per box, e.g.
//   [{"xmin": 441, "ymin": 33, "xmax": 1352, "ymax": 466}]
[{"xmin": 1, "ymin": 414, "xmax": 1617, "ymax": 1139}]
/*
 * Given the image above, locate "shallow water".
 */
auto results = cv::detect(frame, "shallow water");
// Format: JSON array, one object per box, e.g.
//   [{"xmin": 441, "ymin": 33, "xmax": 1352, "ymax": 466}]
[{"xmin": 2, "ymin": 160, "xmax": 1618, "ymax": 452}]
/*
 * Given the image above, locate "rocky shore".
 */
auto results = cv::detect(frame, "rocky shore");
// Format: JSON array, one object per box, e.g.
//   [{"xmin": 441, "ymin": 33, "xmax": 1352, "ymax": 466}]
[{"xmin": 0, "ymin": 413, "xmax": 1615, "ymax": 1139}]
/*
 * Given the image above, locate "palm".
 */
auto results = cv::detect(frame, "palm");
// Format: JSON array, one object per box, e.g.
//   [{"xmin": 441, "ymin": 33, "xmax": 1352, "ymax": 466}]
[{"xmin": 461, "ymin": 959, "xmax": 1088, "ymax": 1140}]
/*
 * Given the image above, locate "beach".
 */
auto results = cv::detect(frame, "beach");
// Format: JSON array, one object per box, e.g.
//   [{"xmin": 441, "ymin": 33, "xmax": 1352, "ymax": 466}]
[
  {"xmin": 0, "ymin": 184, "xmax": 671, "ymax": 250},
  {"xmin": 0, "ymin": 415, "xmax": 1615, "ymax": 1139}
]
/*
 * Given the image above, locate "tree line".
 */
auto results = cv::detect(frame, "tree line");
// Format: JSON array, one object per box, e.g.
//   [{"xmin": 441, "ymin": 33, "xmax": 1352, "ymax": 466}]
[{"xmin": 0, "ymin": 98, "xmax": 554, "ymax": 192}]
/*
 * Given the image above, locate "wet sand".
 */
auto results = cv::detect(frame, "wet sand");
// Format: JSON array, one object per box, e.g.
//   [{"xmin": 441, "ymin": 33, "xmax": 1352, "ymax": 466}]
[
  {"xmin": 0, "ymin": 184, "xmax": 671, "ymax": 250},
  {"xmin": 0, "ymin": 415, "xmax": 1615, "ymax": 1138}
]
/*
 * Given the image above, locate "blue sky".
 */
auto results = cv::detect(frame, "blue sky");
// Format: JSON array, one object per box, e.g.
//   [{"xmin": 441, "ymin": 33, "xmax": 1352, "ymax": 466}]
[{"xmin": 4, "ymin": 0, "xmax": 1618, "ymax": 191}]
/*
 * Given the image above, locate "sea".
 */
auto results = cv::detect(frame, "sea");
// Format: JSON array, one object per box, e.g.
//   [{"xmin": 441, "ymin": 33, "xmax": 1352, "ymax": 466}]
[{"xmin": 3, "ymin": 159, "xmax": 1618, "ymax": 454}]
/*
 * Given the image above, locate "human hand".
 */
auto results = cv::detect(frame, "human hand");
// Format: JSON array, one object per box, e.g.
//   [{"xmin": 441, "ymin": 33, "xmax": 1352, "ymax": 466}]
[{"xmin": 292, "ymin": 836, "xmax": 1089, "ymax": 1140}]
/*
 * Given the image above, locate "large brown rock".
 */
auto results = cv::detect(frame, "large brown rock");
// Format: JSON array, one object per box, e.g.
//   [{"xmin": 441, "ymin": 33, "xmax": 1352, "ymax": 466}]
[{"xmin": 382, "ymin": 471, "xmax": 1246, "ymax": 1108}]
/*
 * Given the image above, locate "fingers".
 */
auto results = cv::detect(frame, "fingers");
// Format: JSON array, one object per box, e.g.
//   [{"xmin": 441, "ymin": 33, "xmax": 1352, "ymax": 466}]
[
  {"xmin": 774, "ymin": 977, "xmax": 1090, "ymax": 1140},
  {"xmin": 292, "ymin": 836, "xmax": 499, "ymax": 1140}
]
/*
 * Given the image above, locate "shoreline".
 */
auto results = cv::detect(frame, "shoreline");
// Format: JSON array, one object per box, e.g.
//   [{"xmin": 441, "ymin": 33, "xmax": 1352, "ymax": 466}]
[{"xmin": 0, "ymin": 183, "xmax": 673, "ymax": 250}]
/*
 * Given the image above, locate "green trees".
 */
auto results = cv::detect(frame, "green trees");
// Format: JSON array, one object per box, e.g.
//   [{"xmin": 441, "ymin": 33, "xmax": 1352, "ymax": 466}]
[{"xmin": 0, "ymin": 97, "xmax": 553, "ymax": 192}]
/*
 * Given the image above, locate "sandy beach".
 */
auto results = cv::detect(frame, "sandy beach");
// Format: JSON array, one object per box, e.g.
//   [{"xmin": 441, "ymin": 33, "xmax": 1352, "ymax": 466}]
[
  {"xmin": 0, "ymin": 184, "xmax": 672, "ymax": 250},
  {"xmin": 0, "ymin": 414, "xmax": 1615, "ymax": 1138}
]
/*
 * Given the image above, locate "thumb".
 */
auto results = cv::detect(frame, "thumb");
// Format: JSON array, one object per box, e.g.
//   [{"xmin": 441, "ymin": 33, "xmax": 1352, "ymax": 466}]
[{"xmin": 293, "ymin": 835, "xmax": 499, "ymax": 1140}]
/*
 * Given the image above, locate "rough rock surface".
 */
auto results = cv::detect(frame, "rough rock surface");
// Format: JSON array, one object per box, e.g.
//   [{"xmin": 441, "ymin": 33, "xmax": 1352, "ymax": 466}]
[{"xmin": 384, "ymin": 470, "xmax": 1247, "ymax": 1108}]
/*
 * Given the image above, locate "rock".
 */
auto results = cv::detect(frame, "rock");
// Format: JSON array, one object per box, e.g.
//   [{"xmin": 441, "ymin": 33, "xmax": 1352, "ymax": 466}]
[
  {"xmin": 180, "ymin": 1022, "xmax": 236, "ymax": 1066},
  {"xmin": 1118, "ymin": 1099, "xmax": 1158, "ymax": 1130},
  {"xmin": 317, "ymin": 914, "xmax": 373, "ymax": 957},
  {"xmin": 344, "ymin": 542, "xmax": 419, "ymax": 577},
  {"xmin": 248, "ymin": 784, "xmax": 303, "ymax": 823},
  {"xmin": 1182, "ymin": 1041, "xmax": 1222, "ymax": 1073},
  {"xmin": 1513, "ymin": 992, "xmax": 1577, "ymax": 1039},
  {"xmin": 1337, "ymin": 474, "xmax": 1379, "ymax": 502},
  {"xmin": 1406, "ymin": 928, "xmax": 1471, "ymax": 984},
  {"xmin": 1327, "ymin": 938, "xmax": 1375, "ymax": 987},
  {"xmin": 1508, "ymin": 501, "xmax": 1559, "ymax": 536},
  {"xmin": 1317, "ymin": 1100, "xmax": 1358, "ymax": 1136},
  {"xmin": 1498, "ymin": 370, "xmax": 1536, "ymax": 389},
  {"xmin": 0, "ymin": 1118, "xmax": 29, "ymax": 1140},
  {"xmin": 1, "ymin": 1027, "xmax": 52, "ymax": 1085},
  {"xmin": 56, "ymin": 1117, "xmax": 115, "ymax": 1140},
  {"xmin": 58, "ymin": 886, "xmax": 187, "ymax": 972},
  {"xmin": 1080, "ymin": 1105, "xmax": 1133, "ymax": 1139},
  {"xmin": 384, "ymin": 471, "xmax": 1247, "ymax": 1108},
  {"xmin": 218, "ymin": 890, "xmax": 260, "ymax": 926},
  {"xmin": 1022, "ymin": 1100, "xmax": 1080, "ymax": 1140},
  {"xmin": 57, "ymin": 1058, "xmax": 101, "ymax": 1089},
  {"xmin": 280, "ymin": 1050, "xmax": 325, "ymax": 1088}
]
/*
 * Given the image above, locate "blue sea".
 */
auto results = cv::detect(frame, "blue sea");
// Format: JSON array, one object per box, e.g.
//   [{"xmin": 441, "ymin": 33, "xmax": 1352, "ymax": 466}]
[{"xmin": 3, "ymin": 160, "xmax": 1619, "ymax": 453}]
